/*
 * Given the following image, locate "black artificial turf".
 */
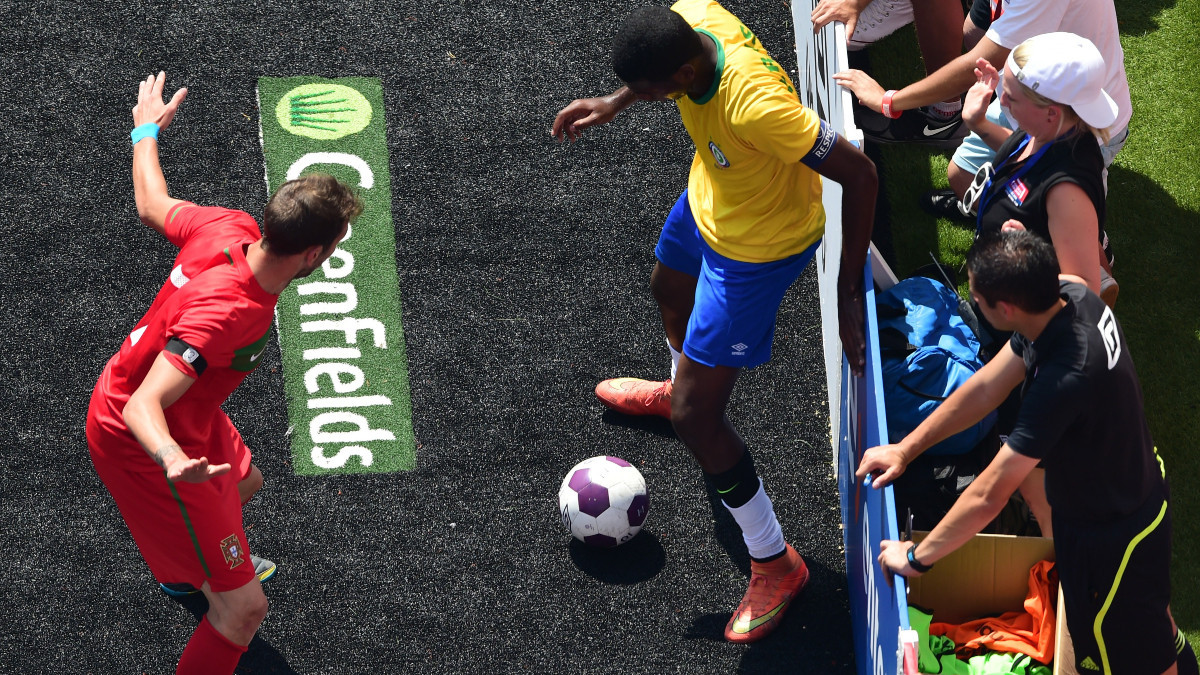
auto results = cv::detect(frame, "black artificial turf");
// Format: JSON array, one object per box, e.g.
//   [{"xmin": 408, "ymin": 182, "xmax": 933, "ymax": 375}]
[{"xmin": 1, "ymin": 0, "xmax": 857, "ymax": 672}]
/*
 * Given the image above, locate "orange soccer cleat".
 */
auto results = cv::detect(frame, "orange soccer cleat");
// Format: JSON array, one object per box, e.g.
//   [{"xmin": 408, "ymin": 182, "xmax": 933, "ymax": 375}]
[
  {"xmin": 594, "ymin": 377, "xmax": 673, "ymax": 418},
  {"xmin": 724, "ymin": 543, "xmax": 810, "ymax": 643}
]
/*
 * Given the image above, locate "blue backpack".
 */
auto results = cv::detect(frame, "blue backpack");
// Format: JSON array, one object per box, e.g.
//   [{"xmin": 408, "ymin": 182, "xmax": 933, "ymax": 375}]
[{"xmin": 876, "ymin": 276, "xmax": 996, "ymax": 455}]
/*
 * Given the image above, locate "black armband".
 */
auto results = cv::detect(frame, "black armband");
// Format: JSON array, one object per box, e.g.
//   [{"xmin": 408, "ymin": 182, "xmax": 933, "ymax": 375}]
[
  {"xmin": 164, "ymin": 337, "xmax": 207, "ymax": 376},
  {"xmin": 800, "ymin": 119, "xmax": 838, "ymax": 169}
]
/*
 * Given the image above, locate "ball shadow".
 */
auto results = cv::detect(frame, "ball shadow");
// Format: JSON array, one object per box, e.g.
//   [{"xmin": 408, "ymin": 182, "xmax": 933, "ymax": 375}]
[{"xmin": 567, "ymin": 530, "xmax": 667, "ymax": 584}]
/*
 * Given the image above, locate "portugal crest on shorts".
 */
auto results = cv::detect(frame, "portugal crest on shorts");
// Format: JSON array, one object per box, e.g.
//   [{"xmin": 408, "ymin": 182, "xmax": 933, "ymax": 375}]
[
  {"xmin": 221, "ymin": 534, "xmax": 247, "ymax": 570},
  {"xmin": 708, "ymin": 141, "xmax": 730, "ymax": 168}
]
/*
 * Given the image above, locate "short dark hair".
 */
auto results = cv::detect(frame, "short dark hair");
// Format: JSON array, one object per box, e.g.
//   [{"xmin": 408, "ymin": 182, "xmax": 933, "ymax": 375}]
[
  {"xmin": 611, "ymin": 6, "xmax": 703, "ymax": 83},
  {"xmin": 262, "ymin": 174, "xmax": 363, "ymax": 255},
  {"xmin": 967, "ymin": 230, "xmax": 1061, "ymax": 313}
]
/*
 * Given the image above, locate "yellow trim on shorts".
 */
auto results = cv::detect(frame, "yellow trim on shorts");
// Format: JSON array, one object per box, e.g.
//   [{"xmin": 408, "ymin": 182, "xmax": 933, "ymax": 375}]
[{"xmin": 1094, "ymin": 498, "xmax": 1168, "ymax": 674}]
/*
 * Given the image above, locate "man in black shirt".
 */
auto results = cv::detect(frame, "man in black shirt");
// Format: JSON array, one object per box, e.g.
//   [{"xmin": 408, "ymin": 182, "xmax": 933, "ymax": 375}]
[{"xmin": 857, "ymin": 232, "xmax": 1195, "ymax": 675}]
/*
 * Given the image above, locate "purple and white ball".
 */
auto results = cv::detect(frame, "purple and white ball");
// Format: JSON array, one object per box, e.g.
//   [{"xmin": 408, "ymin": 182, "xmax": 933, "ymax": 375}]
[{"xmin": 558, "ymin": 456, "xmax": 649, "ymax": 547}]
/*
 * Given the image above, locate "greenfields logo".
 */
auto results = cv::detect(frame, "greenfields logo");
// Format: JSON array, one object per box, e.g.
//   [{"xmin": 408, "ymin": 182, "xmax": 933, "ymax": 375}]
[
  {"xmin": 276, "ymin": 83, "xmax": 373, "ymax": 140},
  {"xmin": 259, "ymin": 76, "xmax": 415, "ymax": 476}
]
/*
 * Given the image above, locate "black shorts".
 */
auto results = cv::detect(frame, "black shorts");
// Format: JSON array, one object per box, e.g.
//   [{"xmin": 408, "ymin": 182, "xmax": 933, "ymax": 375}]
[
  {"xmin": 1054, "ymin": 493, "xmax": 1175, "ymax": 674},
  {"xmin": 969, "ymin": 0, "xmax": 992, "ymax": 30}
]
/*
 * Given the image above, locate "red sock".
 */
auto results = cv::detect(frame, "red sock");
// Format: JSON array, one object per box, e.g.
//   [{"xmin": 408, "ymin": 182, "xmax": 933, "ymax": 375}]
[{"xmin": 177, "ymin": 615, "xmax": 247, "ymax": 675}]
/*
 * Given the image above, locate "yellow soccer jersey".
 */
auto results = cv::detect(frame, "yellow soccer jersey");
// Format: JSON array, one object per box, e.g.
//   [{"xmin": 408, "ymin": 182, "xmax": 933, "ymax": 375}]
[{"xmin": 671, "ymin": 0, "xmax": 833, "ymax": 263}]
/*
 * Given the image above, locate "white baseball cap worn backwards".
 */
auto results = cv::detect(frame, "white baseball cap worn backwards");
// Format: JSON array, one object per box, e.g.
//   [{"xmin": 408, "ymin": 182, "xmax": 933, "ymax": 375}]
[{"xmin": 1005, "ymin": 32, "xmax": 1119, "ymax": 130}]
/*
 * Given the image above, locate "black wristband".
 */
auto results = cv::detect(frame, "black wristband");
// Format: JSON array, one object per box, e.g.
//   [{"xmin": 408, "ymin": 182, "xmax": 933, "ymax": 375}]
[{"xmin": 906, "ymin": 542, "xmax": 934, "ymax": 573}]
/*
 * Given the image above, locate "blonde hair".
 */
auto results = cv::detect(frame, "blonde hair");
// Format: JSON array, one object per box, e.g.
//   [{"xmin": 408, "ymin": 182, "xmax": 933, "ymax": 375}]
[{"xmin": 1011, "ymin": 42, "xmax": 1111, "ymax": 144}]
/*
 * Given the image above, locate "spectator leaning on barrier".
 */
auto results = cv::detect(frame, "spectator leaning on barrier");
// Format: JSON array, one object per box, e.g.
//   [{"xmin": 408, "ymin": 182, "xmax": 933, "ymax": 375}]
[
  {"xmin": 809, "ymin": 0, "xmax": 969, "ymax": 147},
  {"xmin": 857, "ymin": 231, "xmax": 1198, "ymax": 675},
  {"xmin": 831, "ymin": 0, "xmax": 1131, "ymax": 218},
  {"xmin": 551, "ymin": 0, "xmax": 877, "ymax": 644}
]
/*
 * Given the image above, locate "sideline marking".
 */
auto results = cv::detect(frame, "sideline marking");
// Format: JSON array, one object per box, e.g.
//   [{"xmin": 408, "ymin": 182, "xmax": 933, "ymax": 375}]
[{"xmin": 258, "ymin": 76, "xmax": 415, "ymax": 475}]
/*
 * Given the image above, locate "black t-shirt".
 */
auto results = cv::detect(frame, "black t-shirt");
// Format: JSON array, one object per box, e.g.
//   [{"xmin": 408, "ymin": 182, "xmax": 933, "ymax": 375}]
[
  {"xmin": 976, "ymin": 130, "xmax": 1106, "ymax": 244},
  {"xmin": 1006, "ymin": 282, "xmax": 1164, "ymax": 523}
]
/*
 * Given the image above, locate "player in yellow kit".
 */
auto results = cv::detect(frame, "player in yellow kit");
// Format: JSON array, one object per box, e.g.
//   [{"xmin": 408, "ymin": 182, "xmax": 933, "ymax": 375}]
[{"xmin": 552, "ymin": 0, "xmax": 877, "ymax": 643}]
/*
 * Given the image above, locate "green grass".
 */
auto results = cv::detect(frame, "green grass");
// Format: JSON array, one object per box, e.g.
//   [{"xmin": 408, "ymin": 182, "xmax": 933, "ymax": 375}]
[{"xmin": 865, "ymin": 0, "xmax": 1200, "ymax": 640}]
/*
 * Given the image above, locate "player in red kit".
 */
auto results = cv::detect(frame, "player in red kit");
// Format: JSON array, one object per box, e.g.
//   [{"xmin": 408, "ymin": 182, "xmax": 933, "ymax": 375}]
[{"xmin": 85, "ymin": 72, "xmax": 362, "ymax": 675}]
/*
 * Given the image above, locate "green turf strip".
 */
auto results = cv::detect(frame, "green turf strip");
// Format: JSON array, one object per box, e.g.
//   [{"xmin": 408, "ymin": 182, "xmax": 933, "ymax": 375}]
[{"xmin": 258, "ymin": 76, "xmax": 415, "ymax": 475}]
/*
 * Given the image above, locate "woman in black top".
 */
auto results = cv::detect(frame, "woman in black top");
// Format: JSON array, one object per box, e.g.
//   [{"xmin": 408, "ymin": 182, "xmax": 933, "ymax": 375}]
[
  {"xmin": 958, "ymin": 32, "xmax": 1117, "ymax": 302},
  {"xmin": 954, "ymin": 33, "xmax": 1121, "ymax": 536}
]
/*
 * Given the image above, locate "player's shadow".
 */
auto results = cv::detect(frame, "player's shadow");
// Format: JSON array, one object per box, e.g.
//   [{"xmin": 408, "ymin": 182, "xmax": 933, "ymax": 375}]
[
  {"xmin": 169, "ymin": 594, "xmax": 299, "ymax": 673},
  {"xmin": 599, "ymin": 409, "xmax": 678, "ymax": 440},
  {"xmin": 568, "ymin": 531, "xmax": 667, "ymax": 584},
  {"xmin": 682, "ymin": 557, "xmax": 856, "ymax": 674}
]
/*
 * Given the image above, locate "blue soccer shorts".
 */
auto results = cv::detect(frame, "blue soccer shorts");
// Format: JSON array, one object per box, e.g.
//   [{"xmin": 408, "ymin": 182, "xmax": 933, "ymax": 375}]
[{"xmin": 654, "ymin": 190, "xmax": 819, "ymax": 369}]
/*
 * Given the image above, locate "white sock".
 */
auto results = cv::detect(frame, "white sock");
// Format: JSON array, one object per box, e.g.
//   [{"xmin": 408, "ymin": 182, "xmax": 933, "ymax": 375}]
[
  {"xmin": 668, "ymin": 340, "xmax": 682, "ymax": 382},
  {"xmin": 724, "ymin": 479, "xmax": 786, "ymax": 560},
  {"xmin": 930, "ymin": 100, "xmax": 962, "ymax": 118}
]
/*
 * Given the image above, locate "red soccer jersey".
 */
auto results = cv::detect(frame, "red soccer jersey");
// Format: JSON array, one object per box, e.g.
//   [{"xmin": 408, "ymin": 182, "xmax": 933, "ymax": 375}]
[{"xmin": 87, "ymin": 203, "xmax": 277, "ymax": 471}]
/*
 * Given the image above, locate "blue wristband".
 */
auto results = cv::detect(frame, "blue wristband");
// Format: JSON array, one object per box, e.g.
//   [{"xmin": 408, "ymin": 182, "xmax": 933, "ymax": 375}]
[{"xmin": 130, "ymin": 123, "xmax": 160, "ymax": 145}]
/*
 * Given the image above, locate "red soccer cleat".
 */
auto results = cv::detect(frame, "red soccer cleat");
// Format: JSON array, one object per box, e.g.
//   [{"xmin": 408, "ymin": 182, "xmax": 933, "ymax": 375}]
[
  {"xmin": 724, "ymin": 544, "xmax": 810, "ymax": 644},
  {"xmin": 595, "ymin": 377, "xmax": 673, "ymax": 418}
]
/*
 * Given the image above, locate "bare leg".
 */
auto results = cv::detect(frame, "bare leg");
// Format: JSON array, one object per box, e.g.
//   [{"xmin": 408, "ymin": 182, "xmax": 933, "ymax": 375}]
[
  {"xmin": 948, "ymin": 161, "xmax": 974, "ymax": 200},
  {"xmin": 650, "ymin": 261, "xmax": 697, "ymax": 352},
  {"xmin": 671, "ymin": 354, "xmax": 744, "ymax": 473},
  {"xmin": 912, "ymin": 0, "xmax": 965, "ymax": 82},
  {"xmin": 200, "ymin": 578, "xmax": 269, "ymax": 646}
]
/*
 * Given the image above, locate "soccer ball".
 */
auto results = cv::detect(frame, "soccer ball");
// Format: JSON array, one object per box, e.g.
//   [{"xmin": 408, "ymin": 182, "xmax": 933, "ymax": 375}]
[{"xmin": 558, "ymin": 456, "xmax": 649, "ymax": 547}]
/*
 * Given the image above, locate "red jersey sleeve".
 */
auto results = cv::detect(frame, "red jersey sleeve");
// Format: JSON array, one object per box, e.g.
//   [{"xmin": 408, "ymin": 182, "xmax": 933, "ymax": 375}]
[
  {"xmin": 164, "ymin": 204, "xmax": 261, "ymax": 250},
  {"xmin": 164, "ymin": 296, "xmax": 241, "ymax": 374}
]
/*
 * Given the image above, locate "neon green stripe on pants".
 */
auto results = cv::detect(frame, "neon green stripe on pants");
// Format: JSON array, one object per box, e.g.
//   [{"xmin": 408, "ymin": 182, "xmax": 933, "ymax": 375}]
[{"xmin": 1094, "ymin": 499, "xmax": 1168, "ymax": 674}]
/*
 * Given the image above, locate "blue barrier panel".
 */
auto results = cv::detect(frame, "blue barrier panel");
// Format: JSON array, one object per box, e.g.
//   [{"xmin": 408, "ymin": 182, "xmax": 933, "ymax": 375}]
[{"xmin": 838, "ymin": 259, "xmax": 911, "ymax": 675}]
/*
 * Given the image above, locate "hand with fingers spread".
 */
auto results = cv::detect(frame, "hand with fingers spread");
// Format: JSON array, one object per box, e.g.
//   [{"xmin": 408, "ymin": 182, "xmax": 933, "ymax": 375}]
[
  {"xmin": 963, "ymin": 57, "xmax": 999, "ymax": 129},
  {"xmin": 165, "ymin": 455, "xmax": 233, "ymax": 484},
  {"xmin": 832, "ymin": 69, "xmax": 886, "ymax": 113},
  {"xmin": 132, "ymin": 71, "xmax": 188, "ymax": 132}
]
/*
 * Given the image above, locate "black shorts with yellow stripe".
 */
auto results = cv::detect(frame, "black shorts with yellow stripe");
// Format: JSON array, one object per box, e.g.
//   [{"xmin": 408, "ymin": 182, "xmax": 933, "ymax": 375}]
[{"xmin": 1055, "ymin": 488, "xmax": 1175, "ymax": 674}]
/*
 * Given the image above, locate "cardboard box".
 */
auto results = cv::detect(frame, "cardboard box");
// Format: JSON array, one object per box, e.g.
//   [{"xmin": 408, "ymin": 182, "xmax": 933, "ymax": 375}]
[{"xmin": 906, "ymin": 532, "xmax": 1076, "ymax": 675}]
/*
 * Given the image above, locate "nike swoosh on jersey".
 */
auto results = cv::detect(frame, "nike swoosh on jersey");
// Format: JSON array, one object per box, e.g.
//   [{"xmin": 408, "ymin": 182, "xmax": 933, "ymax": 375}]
[
  {"xmin": 249, "ymin": 347, "xmax": 267, "ymax": 362},
  {"xmin": 730, "ymin": 600, "xmax": 788, "ymax": 634}
]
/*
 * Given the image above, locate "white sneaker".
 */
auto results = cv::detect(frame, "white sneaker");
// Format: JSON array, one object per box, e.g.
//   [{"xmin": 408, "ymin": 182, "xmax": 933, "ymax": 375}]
[{"xmin": 848, "ymin": 0, "xmax": 914, "ymax": 51}]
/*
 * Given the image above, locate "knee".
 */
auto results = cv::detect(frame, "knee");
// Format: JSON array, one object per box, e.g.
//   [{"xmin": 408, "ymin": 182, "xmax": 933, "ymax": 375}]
[
  {"xmin": 650, "ymin": 264, "xmax": 695, "ymax": 311},
  {"xmin": 232, "ymin": 593, "xmax": 269, "ymax": 636},
  {"xmin": 947, "ymin": 163, "xmax": 974, "ymax": 199},
  {"xmin": 212, "ymin": 587, "xmax": 269, "ymax": 642}
]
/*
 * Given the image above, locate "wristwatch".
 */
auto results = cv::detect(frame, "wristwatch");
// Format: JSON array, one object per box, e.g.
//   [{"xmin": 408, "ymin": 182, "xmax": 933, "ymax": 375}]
[{"xmin": 906, "ymin": 541, "xmax": 934, "ymax": 573}]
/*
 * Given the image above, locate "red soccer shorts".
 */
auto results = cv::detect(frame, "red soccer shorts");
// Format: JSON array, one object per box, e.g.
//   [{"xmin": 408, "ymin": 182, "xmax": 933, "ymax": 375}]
[{"xmin": 86, "ymin": 414, "xmax": 257, "ymax": 592}]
